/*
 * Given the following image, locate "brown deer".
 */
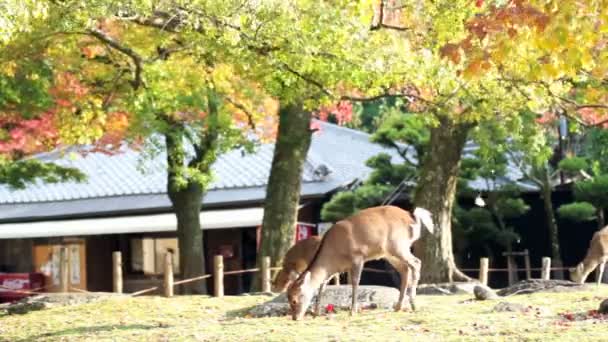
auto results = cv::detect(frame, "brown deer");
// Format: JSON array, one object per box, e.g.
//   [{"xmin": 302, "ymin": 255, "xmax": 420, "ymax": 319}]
[
  {"xmin": 287, "ymin": 205, "xmax": 433, "ymax": 320},
  {"xmin": 272, "ymin": 236, "xmax": 343, "ymax": 315},
  {"xmin": 570, "ymin": 225, "xmax": 608, "ymax": 286},
  {"xmin": 272, "ymin": 236, "xmax": 322, "ymax": 293}
]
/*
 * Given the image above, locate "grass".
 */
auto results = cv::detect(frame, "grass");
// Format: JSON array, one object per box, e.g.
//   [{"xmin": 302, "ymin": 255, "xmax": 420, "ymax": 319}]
[{"xmin": 1, "ymin": 287, "xmax": 608, "ymax": 342}]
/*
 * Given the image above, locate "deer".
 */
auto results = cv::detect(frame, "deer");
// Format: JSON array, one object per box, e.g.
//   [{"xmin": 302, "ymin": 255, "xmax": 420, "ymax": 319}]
[
  {"xmin": 272, "ymin": 236, "xmax": 343, "ymax": 316},
  {"xmin": 569, "ymin": 225, "xmax": 608, "ymax": 286},
  {"xmin": 272, "ymin": 236, "xmax": 323, "ymax": 293},
  {"xmin": 287, "ymin": 205, "xmax": 433, "ymax": 320}
]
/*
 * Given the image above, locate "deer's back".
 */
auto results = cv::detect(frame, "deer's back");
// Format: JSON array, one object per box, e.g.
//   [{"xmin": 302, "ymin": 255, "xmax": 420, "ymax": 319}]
[
  {"xmin": 590, "ymin": 226, "xmax": 608, "ymax": 258},
  {"xmin": 325, "ymin": 206, "xmax": 415, "ymax": 259}
]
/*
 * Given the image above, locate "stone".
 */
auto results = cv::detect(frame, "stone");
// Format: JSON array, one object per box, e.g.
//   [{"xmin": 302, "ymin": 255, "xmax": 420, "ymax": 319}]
[
  {"xmin": 248, "ymin": 285, "xmax": 400, "ymax": 318},
  {"xmin": 473, "ymin": 285, "xmax": 498, "ymax": 300},
  {"xmin": 599, "ymin": 298, "xmax": 608, "ymax": 314},
  {"xmin": 417, "ymin": 282, "xmax": 483, "ymax": 295},
  {"xmin": 497, "ymin": 279, "xmax": 589, "ymax": 296},
  {"xmin": 492, "ymin": 301, "xmax": 527, "ymax": 313}
]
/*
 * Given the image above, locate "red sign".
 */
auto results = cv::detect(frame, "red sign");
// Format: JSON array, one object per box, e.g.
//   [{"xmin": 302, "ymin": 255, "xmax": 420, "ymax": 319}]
[
  {"xmin": 296, "ymin": 223, "xmax": 314, "ymax": 242},
  {"xmin": 0, "ymin": 273, "xmax": 44, "ymax": 303}
]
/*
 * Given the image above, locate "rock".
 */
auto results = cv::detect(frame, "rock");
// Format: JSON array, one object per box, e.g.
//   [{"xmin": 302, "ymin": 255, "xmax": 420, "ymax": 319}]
[
  {"xmin": 474, "ymin": 285, "xmax": 498, "ymax": 300},
  {"xmin": 417, "ymin": 282, "xmax": 483, "ymax": 295},
  {"xmin": 492, "ymin": 301, "xmax": 527, "ymax": 313},
  {"xmin": 599, "ymin": 298, "xmax": 608, "ymax": 314},
  {"xmin": 248, "ymin": 285, "xmax": 399, "ymax": 318},
  {"xmin": 497, "ymin": 279, "xmax": 588, "ymax": 296}
]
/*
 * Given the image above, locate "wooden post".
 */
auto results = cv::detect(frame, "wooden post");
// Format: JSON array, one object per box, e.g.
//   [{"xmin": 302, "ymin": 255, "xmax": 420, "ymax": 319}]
[
  {"xmin": 59, "ymin": 247, "xmax": 69, "ymax": 293},
  {"xmin": 112, "ymin": 251, "xmax": 123, "ymax": 294},
  {"xmin": 506, "ymin": 256, "xmax": 515, "ymax": 285},
  {"xmin": 214, "ymin": 255, "xmax": 224, "ymax": 297},
  {"xmin": 261, "ymin": 256, "xmax": 271, "ymax": 293},
  {"xmin": 541, "ymin": 257, "xmax": 551, "ymax": 280},
  {"xmin": 164, "ymin": 252, "xmax": 174, "ymax": 298},
  {"xmin": 524, "ymin": 249, "xmax": 531, "ymax": 280},
  {"xmin": 479, "ymin": 258, "xmax": 489, "ymax": 286}
]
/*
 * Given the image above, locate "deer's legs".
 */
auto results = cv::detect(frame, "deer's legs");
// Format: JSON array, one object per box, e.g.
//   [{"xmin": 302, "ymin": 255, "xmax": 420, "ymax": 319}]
[
  {"xmin": 350, "ymin": 260, "xmax": 364, "ymax": 316},
  {"xmin": 597, "ymin": 261, "xmax": 606, "ymax": 287},
  {"xmin": 387, "ymin": 257, "xmax": 410, "ymax": 312},
  {"xmin": 399, "ymin": 253, "xmax": 421, "ymax": 311},
  {"xmin": 314, "ymin": 281, "xmax": 327, "ymax": 317}
]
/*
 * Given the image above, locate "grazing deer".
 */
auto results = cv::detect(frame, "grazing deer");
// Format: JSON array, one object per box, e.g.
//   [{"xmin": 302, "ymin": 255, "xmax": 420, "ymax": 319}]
[
  {"xmin": 570, "ymin": 225, "xmax": 608, "ymax": 286},
  {"xmin": 272, "ymin": 236, "xmax": 343, "ymax": 316},
  {"xmin": 287, "ymin": 205, "xmax": 433, "ymax": 320},
  {"xmin": 272, "ymin": 236, "xmax": 323, "ymax": 293}
]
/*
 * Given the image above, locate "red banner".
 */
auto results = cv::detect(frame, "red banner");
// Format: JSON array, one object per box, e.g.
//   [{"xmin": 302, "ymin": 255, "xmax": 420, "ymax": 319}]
[{"xmin": 295, "ymin": 223, "xmax": 315, "ymax": 242}]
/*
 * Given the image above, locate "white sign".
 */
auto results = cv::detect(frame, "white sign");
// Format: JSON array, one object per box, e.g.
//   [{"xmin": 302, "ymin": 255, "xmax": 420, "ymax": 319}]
[
  {"xmin": 317, "ymin": 222, "xmax": 333, "ymax": 236},
  {"xmin": 70, "ymin": 245, "xmax": 80, "ymax": 285}
]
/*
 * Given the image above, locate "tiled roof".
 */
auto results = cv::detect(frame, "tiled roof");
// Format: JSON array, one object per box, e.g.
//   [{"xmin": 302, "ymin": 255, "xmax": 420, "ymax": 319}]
[
  {"xmin": 0, "ymin": 121, "xmax": 402, "ymax": 220},
  {"xmin": 0, "ymin": 120, "xmax": 538, "ymax": 222}
]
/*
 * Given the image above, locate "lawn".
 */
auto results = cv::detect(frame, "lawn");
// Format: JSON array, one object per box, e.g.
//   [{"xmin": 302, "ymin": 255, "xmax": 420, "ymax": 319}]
[{"xmin": 1, "ymin": 287, "xmax": 607, "ymax": 342}]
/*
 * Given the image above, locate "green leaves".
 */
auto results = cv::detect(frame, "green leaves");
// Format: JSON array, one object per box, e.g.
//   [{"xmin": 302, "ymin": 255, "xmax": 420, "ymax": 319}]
[
  {"xmin": 0, "ymin": 157, "xmax": 85, "ymax": 189},
  {"xmin": 557, "ymin": 202, "xmax": 597, "ymax": 222},
  {"xmin": 573, "ymin": 175, "xmax": 608, "ymax": 210}
]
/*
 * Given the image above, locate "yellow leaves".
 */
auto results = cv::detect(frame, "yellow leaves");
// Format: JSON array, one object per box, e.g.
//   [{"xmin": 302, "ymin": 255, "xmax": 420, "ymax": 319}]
[{"xmin": 1, "ymin": 61, "xmax": 17, "ymax": 77}]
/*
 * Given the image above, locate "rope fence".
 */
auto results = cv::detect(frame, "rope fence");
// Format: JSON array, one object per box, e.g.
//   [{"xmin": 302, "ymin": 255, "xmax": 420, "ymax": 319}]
[{"xmin": 17, "ymin": 250, "xmax": 573, "ymax": 299}]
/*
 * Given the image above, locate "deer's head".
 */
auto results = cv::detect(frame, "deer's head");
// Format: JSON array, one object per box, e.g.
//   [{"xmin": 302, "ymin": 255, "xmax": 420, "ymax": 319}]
[
  {"xmin": 287, "ymin": 271, "xmax": 314, "ymax": 320},
  {"xmin": 569, "ymin": 263, "xmax": 584, "ymax": 284}
]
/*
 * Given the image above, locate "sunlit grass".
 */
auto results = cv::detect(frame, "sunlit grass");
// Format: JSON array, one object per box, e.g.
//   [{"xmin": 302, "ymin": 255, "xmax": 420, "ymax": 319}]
[{"xmin": 1, "ymin": 286, "xmax": 607, "ymax": 341}]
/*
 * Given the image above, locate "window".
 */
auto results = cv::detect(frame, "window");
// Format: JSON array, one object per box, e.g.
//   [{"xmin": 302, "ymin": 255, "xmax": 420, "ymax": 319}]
[{"xmin": 130, "ymin": 237, "xmax": 179, "ymax": 275}]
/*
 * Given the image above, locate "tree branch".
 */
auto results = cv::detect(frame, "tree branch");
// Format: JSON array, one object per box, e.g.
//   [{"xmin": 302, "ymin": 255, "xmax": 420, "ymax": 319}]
[
  {"xmin": 87, "ymin": 28, "xmax": 144, "ymax": 90},
  {"xmin": 224, "ymin": 96, "xmax": 256, "ymax": 130},
  {"xmin": 370, "ymin": 0, "xmax": 411, "ymax": 32}
]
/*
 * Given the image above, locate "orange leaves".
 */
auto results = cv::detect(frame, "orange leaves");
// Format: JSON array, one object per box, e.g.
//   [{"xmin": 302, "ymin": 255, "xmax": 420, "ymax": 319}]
[
  {"xmin": 49, "ymin": 72, "xmax": 89, "ymax": 109},
  {"xmin": 90, "ymin": 111, "xmax": 133, "ymax": 155},
  {"xmin": 443, "ymin": 1, "xmax": 551, "ymax": 76},
  {"xmin": 462, "ymin": 58, "xmax": 492, "ymax": 79},
  {"xmin": 578, "ymin": 107, "xmax": 608, "ymax": 128},
  {"xmin": 81, "ymin": 45, "xmax": 105, "ymax": 59},
  {"xmin": 440, "ymin": 43, "xmax": 462, "ymax": 64}
]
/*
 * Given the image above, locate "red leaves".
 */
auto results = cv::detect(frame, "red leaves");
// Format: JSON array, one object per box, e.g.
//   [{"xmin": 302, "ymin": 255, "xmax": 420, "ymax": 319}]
[
  {"xmin": 475, "ymin": 0, "xmax": 484, "ymax": 8},
  {"xmin": 0, "ymin": 112, "xmax": 58, "ymax": 155},
  {"xmin": 314, "ymin": 101, "xmax": 353, "ymax": 126}
]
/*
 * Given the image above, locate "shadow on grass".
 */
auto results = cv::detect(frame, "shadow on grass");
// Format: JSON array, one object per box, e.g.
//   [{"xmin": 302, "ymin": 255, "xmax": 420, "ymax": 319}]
[{"xmin": 14, "ymin": 323, "xmax": 163, "ymax": 342}]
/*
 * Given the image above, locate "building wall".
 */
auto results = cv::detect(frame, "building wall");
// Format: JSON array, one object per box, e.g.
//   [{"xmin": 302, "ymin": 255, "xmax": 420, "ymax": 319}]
[{"xmin": 0, "ymin": 239, "xmax": 33, "ymax": 273}]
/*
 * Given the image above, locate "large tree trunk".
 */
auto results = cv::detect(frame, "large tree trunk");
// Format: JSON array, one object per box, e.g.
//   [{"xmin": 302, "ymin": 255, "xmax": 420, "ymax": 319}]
[
  {"xmin": 165, "ymin": 129, "xmax": 208, "ymax": 295},
  {"xmin": 256, "ymin": 103, "xmax": 312, "ymax": 286},
  {"xmin": 540, "ymin": 166, "xmax": 564, "ymax": 279},
  {"xmin": 413, "ymin": 116, "xmax": 473, "ymax": 283}
]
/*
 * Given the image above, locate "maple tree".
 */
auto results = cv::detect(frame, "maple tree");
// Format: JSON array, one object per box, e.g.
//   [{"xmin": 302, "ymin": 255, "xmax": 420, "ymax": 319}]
[{"xmin": 356, "ymin": 0, "xmax": 608, "ymax": 282}]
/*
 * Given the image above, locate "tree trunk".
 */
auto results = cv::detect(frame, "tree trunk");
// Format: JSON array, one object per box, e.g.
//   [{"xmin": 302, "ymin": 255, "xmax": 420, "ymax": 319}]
[
  {"xmin": 413, "ymin": 116, "xmax": 473, "ymax": 283},
  {"xmin": 255, "ymin": 103, "xmax": 312, "ymax": 288},
  {"xmin": 597, "ymin": 208, "xmax": 605, "ymax": 229},
  {"xmin": 540, "ymin": 166, "xmax": 564, "ymax": 279},
  {"xmin": 166, "ymin": 129, "xmax": 208, "ymax": 295}
]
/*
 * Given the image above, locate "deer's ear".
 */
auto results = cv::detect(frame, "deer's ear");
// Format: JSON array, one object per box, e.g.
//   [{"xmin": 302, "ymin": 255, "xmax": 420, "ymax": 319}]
[{"xmin": 288, "ymin": 270, "xmax": 300, "ymax": 281}]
